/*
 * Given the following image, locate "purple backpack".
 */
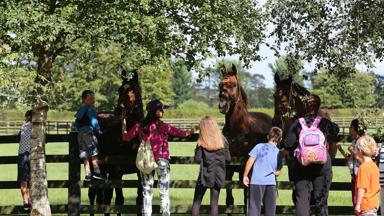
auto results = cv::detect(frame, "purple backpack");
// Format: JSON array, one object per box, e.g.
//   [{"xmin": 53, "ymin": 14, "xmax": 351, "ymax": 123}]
[{"xmin": 295, "ymin": 116, "xmax": 327, "ymax": 166}]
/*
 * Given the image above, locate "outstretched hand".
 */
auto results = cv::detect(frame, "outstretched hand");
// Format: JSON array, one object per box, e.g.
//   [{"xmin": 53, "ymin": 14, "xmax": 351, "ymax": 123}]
[{"xmin": 243, "ymin": 176, "xmax": 250, "ymax": 187}]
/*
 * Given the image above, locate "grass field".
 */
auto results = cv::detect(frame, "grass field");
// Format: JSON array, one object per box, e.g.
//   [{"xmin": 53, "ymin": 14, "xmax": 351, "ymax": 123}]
[{"xmin": 0, "ymin": 141, "xmax": 354, "ymax": 215}]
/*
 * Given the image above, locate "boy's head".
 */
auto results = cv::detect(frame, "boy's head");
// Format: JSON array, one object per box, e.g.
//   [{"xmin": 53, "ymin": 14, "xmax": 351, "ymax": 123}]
[
  {"xmin": 356, "ymin": 135, "xmax": 377, "ymax": 157},
  {"xmin": 267, "ymin": 127, "xmax": 283, "ymax": 144},
  {"xmin": 81, "ymin": 90, "xmax": 95, "ymax": 105}
]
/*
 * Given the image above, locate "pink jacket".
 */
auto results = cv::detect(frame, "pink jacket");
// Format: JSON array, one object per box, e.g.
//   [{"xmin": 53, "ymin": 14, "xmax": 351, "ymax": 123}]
[{"xmin": 122, "ymin": 120, "xmax": 189, "ymax": 160}]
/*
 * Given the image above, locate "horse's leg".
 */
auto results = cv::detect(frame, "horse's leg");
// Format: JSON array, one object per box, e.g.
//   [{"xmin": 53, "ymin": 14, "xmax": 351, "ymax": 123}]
[
  {"xmin": 225, "ymin": 165, "xmax": 235, "ymax": 206},
  {"xmin": 238, "ymin": 166, "xmax": 248, "ymax": 214},
  {"xmin": 88, "ymin": 187, "xmax": 96, "ymax": 216},
  {"xmin": 136, "ymin": 171, "xmax": 143, "ymax": 216},
  {"xmin": 114, "ymin": 170, "xmax": 124, "ymax": 216},
  {"xmin": 103, "ymin": 171, "xmax": 113, "ymax": 216}
]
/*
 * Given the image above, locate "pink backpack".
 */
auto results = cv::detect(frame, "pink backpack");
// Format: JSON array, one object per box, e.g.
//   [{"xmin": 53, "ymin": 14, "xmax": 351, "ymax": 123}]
[{"xmin": 295, "ymin": 116, "xmax": 327, "ymax": 166}]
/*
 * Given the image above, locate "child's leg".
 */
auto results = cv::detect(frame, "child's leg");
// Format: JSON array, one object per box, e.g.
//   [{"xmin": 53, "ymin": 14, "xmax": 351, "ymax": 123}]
[
  {"xmin": 156, "ymin": 159, "xmax": 170, "ymax": 216},
  {"xmin": 90, "ymin": 156, "xmax": 100, "ymax": 174},
  {"xmin": 263, "ymin": 185, "xmax": 276, "ymax": 216},
  {"xmin": 294, "ymin": 178, "xmax": 311, "ymax": 216},
  {"xmin": 248, "ymin": 185, "xmax": 264, "ymax": 216},
  {"xmin": 20, "ymin": 181, "xmax": 29, "ymax": 203},
  {"xmin": 191, "ymin": 181, "xmax": 207, "ymax": 216},
  {"xmin": 83, "ymin": 159, "xmax": 91, "ymax": 176},
  {"xmin": 210, "ymin": 186, "xmax": 220, "ymax": 216},
  {"xmin": 141, "ymin": 171, "xmax": 154, "ymax": 216}
]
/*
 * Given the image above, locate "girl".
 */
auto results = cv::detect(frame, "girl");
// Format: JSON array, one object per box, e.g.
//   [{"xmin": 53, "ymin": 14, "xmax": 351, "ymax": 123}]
[
  {"xmin": 121, "ymin": 99, "xmax": 195, "ymax": 216},
  {"xmin": 191, "ymin": 116, "xmax": 230, "ymax": 216}
]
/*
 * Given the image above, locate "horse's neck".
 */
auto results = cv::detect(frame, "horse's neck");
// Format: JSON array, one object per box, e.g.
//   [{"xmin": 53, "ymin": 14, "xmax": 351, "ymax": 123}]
[{"xmin": 225, "ymin": 101, "xmax": 250, "ymax": 134}]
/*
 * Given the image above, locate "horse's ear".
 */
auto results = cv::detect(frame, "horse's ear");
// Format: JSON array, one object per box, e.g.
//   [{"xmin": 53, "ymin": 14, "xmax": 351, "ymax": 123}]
[
  {"xmin": 274, "ymin": 73, "xmax": 280, "ymax": 84},
  {"xmin": 220, "ymin": 64, "xmax": 227, "ymax": 76},
  {"xmin": 121, "ymin": 70, "xmax": 128, "ymax": 83},
  {"xmin": 131, "ymin": 69, "xmax": 139, "ymax": 84},
  {"xmin": 231, "ymin": 64, "xmax": 237, "ymax": 75}
]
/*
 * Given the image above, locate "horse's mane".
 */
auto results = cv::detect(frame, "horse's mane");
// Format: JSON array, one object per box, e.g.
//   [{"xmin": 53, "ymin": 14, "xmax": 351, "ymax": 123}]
[{"xmin": 230, "ymin": 85, "xmax": 254, "ymax": 133}]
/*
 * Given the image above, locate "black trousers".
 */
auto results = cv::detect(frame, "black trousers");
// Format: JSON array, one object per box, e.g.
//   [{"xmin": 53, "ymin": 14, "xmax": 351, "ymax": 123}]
[
  {"xmin": 191, "ymin": 181, "xmax": 221, "ymax": 216},
  {"xmin": 248, "ymin": 184, "xmax": 276, "ymax": 216},
  {"xmin": 292, "ymin": 155, "xmax": 333, "ymax": 216}
]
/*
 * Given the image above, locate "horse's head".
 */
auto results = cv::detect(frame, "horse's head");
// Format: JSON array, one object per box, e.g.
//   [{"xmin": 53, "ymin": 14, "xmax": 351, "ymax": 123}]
[
  {"xmin": 218, "ymin": 64, "xmax": 247, "ymax": 114},
  {"xmin": 117, "ymin": 69, "xmax": 144, "ymax": 120},
  {"xmin": 273, "ymin": 73, "xmax": 309, "ymax": 128}
]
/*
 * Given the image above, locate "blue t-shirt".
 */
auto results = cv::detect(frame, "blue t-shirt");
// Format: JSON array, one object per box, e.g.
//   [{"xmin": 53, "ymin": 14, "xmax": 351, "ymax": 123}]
[{"xmin": 249, "ymin": 143, "xmax": 283, "ymax": 185}]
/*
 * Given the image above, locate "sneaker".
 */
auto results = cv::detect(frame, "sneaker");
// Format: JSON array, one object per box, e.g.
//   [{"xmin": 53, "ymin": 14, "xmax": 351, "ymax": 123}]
[
  {"xmin": 84, "ymin": 174, "xmax": 92, "ymax": 182},
  {"xmin": 23, "ymin": 202, "xmax": 30, "ymax": 211},
  {"xmin": 92, "ymin": 173, "xmax": 104, "ymax": 180}
]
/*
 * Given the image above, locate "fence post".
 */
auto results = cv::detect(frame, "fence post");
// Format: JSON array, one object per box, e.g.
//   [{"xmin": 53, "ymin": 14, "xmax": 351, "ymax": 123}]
[{"xmin": 68, "ymin": 132, "xmax": 81, "ymax": 216}]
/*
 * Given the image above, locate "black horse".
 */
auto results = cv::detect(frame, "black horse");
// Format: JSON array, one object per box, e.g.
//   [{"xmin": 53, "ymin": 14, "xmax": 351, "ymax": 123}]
[{"xmin": 88, "ymin": 70, "xmax": 144, "ymax": 216}]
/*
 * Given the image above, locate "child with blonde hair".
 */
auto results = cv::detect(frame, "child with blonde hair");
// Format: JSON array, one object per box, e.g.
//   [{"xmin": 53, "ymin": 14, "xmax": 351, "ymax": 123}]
[
  {"xmin": 191, "ymin": 116, "xmax": 230, "ymax": 216},
  {"xmin": 355, "ymin": 135, "xmax": 380, "ymax": 216}
]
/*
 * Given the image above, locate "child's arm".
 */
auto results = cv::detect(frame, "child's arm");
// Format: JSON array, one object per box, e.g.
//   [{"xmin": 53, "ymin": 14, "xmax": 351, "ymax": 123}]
[
  {"xmin": 194, "ymin": 145, "xmax": 202, "ymax": 163},
  {"xmin": 354, "ymin": 188, "xmax": 365, "ymax": 214},
  {"xmin": 243, "ymin": 156, "xmax": 255, "ymax": 187},
  {"xmin": 163, "ymin": 123, "xmax": 190, "ymax": 137},
  {"xmin": 121, "ymin": 118, "xmax": 140, "ymax": 141},
  {"xmin": 336, "ymin": 144, "xmax": 350, "ymax": 159}
]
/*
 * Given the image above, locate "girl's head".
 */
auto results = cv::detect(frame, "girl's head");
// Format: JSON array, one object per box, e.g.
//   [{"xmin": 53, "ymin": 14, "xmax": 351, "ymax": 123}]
[
  {"xmin": 356, "ymin": 135, "xmax": 377, "ymax": 157},
  {"xmin": 25, "ymin": 110, "xmax": 32, "ymax": 122},
  {"xmin": 350, "ymin": 119, "xmax": 366, "ymax": 139},
  {"xmin": 198, "ymin": 116, "xmax": 226, "ymax": 151},
  {"xmin": 143, "ymin": 99, "xmax": 164, "ymax": 126},
  {"xmin": 267, "ymin": 127, "xmax": 283, "ymax": 144}
]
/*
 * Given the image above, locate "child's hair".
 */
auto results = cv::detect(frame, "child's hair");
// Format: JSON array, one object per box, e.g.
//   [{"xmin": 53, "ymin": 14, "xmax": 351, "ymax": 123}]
[
  {"xmin": 267, "ymin": 127, "xmax": 283, "ymax": 143},
  {"xmin": 81, "ymin": 90, "xmax": 94, "ymax": 100},
  {"xmin": 350, "ymin": 119, "xmax": 366, "ymax": 136},
  {"xmin": 25, "ymin": 110, "xmax": 32, "ymax": 119},
  {"xmin": 356, "ymin": 135, "xmax": 377, "ymax": 157},
  {"xmin": 198, "ymin": 116, "xmax": 226, "ymax": 151}
]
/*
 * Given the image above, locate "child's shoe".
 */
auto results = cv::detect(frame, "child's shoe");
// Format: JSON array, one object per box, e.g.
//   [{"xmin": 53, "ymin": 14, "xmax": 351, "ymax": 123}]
[
  {"xmin": 23, "ymin": 201, "xmax": 30, "ymax": 211},
  {"xmin": 84, "ymin": 174, "xmax": 92, "ymax": 182}
]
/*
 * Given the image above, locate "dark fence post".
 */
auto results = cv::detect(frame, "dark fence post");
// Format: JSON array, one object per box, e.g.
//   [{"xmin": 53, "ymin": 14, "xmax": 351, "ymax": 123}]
[{"xmin": 68, "ymin": 132, "xmax": 81, "ymax": 216}]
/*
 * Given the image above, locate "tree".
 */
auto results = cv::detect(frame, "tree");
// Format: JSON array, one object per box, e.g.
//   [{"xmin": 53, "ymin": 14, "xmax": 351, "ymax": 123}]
[
  {"xmin": 1, "ymin": 1, "xmax": 266, "ymax": 213},
  {"xmin": 267, "ymin": 0, "xmax": 384, "ymax": 76},
  {"xmin": 374, "ymin": 74, "xmax": 384, "ymax": 108},
  {"xmin": 171, "ymin": 59, "xmax": 193, "ymax": 107},
  {"xmin": 268, "ymin": 54, "xmax": 306, "ymax": 85},
  {"xmin": 311, "ymin": 70, "xmax": 377, "ymax": 108}
]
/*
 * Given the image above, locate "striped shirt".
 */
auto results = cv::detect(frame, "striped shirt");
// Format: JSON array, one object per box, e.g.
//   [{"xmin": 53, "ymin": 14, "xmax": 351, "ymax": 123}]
[{"xmin": 18, "ymin": 121, "xmax": 32, "ymax": 154}]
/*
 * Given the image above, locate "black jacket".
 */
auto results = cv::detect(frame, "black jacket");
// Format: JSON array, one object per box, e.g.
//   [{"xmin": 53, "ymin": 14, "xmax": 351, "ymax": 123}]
[{"xmin": 194, "ymin": 141, "xmax": 231, "ymax": 188}]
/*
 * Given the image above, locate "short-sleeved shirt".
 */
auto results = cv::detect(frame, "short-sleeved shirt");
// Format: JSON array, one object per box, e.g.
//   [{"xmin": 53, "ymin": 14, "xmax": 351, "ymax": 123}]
[
  {"xmin": 356, "ymin": 160, "xmax": 380, "ymax": 211},
  {"xmin": 249, "ymin": 143, "xmax": 283, "ymax": 185},
  {"xmin": 18, "ymin": 121, "xmax": 32, "ymax": 154}
]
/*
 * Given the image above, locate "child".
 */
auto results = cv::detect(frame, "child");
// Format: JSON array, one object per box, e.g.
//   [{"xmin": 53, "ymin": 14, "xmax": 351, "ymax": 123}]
[
  {"xmin": 191, "ymin": 116, "xmax": 230, "ymax": 216},
  {"xmin": 17, "ymin": 110, "xmax": 32, "ymax": 211},
  {"xmin": 243, "ymin": 127, "xmax": 284, "ymax": 216},
  {"xmin": 121, "ymin": 99, "xmax": 196, "ymax": 216},
  {"xmin": 354, "ymin": 135, "xmax": 380, "ymax": 216},
  {"xmin": 75, "ymin": 90, "xmax": 103, "ymax": 181}
]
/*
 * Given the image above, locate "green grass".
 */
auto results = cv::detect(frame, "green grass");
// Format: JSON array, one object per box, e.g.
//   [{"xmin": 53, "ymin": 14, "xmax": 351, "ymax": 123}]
[{"xmin": 0, "ymin": 141, "xmax": 356, "ymax": 215}]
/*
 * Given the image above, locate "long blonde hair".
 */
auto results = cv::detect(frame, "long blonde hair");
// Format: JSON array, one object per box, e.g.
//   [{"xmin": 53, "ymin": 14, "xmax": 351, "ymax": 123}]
[{"xmin": 198, "ymin": 116, "xmax": 226, "ymax": 151}]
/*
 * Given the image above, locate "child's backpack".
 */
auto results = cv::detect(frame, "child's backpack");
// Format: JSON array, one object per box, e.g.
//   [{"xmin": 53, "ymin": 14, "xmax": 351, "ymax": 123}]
[{"xmin": 295, "ymin": 116, "xmax": 327, "ymax": 166}]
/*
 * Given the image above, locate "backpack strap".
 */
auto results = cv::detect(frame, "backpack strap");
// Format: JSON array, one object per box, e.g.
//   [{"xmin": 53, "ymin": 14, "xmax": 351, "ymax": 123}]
[
  {"xmin": 310, "ymin": 116, "xmax": 322, "ymax": 128},
  {"xmin": 298, "ymin": 117, "xmax": 308, "ymax": 129}
]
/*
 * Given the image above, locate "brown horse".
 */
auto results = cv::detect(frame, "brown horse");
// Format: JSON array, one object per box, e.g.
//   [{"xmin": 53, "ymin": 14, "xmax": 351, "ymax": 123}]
[
  {"xmin": 218, "ymin": 64, "xmax": 272, "ymax": 207},
  {"xmin": 89, "ymin": 70, "xmax": 144, "ymax": 216}
]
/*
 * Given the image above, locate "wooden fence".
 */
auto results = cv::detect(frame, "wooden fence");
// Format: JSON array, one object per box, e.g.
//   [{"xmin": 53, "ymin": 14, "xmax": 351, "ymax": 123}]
[
  {"xmin": 1, "ymin": 132, "xmax": 380, "ymax": 215},
  {"xmin": 1, "ymin": 116, "xmax": 383, "ymax": 135}
]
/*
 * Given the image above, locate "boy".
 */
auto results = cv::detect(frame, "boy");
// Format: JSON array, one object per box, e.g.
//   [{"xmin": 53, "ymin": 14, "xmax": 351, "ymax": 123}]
[
  {"xmin": 243, "ymin": 127, "xmax": 284, "ymax": 216},
  {"xmin": 18, "ymin": 110, "xmax": 32, "ymax": 211},
  {"xmin": 355, "ymin": 135, "xmax": 380, "ymax": 216},
  {"xmin": 75, "ymin": 90, "xmax": 103, "ymax": 181}
]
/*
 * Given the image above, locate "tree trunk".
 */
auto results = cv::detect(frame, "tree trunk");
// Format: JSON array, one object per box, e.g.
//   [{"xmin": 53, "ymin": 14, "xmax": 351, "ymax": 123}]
[{"xmin": 30, "ymin": 51, "xmax": 53, "ymax": 216}]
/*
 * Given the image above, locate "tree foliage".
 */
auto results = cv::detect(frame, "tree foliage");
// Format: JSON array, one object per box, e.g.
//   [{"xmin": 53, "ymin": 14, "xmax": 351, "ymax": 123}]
[
  {"xmin": 268, "ymin": 54, "xmax": 305, "ymax": 85},
  {"xmin": 311, "ymin": 70, "xmax": 377, "ymax": 108},
  {"xmin": 266, "ymin": 0, "xmax": 384, "ymax": 75},
  {"xmin": 171, "ymin": 59, "xmax": 193, "ymax": 107}
]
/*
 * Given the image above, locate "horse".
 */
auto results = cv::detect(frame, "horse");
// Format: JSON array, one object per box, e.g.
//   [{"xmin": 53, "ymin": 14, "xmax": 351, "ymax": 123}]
[
  {"xmin": 272, "ymin": 73, "xmax": 337, "ymax": 158},
  {"xmin": 88, "ymin": 70, "xmax": 144, "ymax": 216},
  {"xmin": 218, "ymin": 64, "xmax": 272, "ymax": 208}
]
